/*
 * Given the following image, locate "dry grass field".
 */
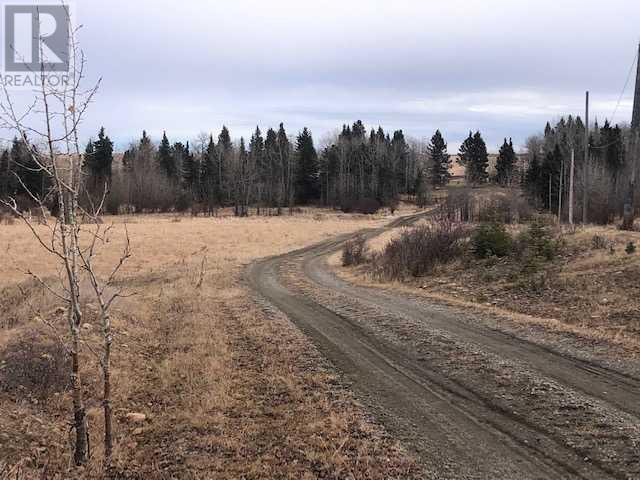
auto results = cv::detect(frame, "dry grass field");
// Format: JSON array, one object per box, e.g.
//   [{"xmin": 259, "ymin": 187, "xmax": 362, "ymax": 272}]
[{"xmin": 0, "ymin": 208, "xmax": 418, "ymax": 479}]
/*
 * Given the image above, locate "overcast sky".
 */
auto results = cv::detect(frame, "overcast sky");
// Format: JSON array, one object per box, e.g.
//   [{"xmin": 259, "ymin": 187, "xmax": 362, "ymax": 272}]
[{"xmin": 37, "ymin": 0, "xmax": 640, "ymax": 151}]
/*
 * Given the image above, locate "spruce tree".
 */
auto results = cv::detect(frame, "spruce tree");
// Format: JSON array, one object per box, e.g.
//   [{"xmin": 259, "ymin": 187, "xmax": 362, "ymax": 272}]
[
  {"xmin": 264, "ymin": 128, "xmax": 280, "ymax": 208},
  {"xmin": 427, "ymin": 129, "xmax": 451, "ymax": 187},
  {"xmin": 83, "ymin": 139, "xmax": 95, "ymax": 174},
  {"xmin": 461, "ymin": 131, "xmax": 489, "ymax": 186},
  {"xmin": 236, "ymin": 137, "xmax": 250, "ymax": 216},
  {"xmin": 495, "ymin": 138, "xmax": 516, "ymax": 186},
  {"xmin": 295, "ymin": 127, "xmax": 320, "ymax": 204},
  {"xmin": 181, "ymin": 141, "xmax": 199, "ymax": 197},
  {"xmin": 277, "ymin": 123, "xmax": 292, "ymax": 210},
  {"xmin": 0, "ymin": 149, "xmax": 10, "ymax": 198},
  {"xmin": 12, "ymin": 137, "xmax": 46, "ymax": 199},
  {"xmin": 83, "ymin": 127, "xmax": 113, "ymax": 191},
  {"xmin": 200, "ymin": 135, "xmax": 218, "ymax": 209},
  {"xmin": 458, "ymin": 132, "xmax": 473, "ymax": 173},
  {"xmin": 94, "ymin": 127, "xmax": 114, "ymax": 181},
  {"xmin": 157, "ymin": 131, "xmax": 177, "ymax": 178},
  {"xmin": 217, "ymin": 126, "xmax": 232, "ymax": 201},
  {"xmin": 540, "ymin": 144, "xmax": 562, "ymax": 210}
]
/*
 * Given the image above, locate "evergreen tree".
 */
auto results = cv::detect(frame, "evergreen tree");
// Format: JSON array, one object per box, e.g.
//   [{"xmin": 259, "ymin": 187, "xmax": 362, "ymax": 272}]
[
  {"xmin": 599, "ymin": 121, "xmax": 624, "ymax": 177},
  {"xmin": 391, "ymin": 130, "xmax": 409, "ymax": 196},
  {"xmin": 200, "ymin": 134, "xmax": 218, "ymax": 210},
  {"xmin": 157, "ymin": 131, "xmax": 177, "ymax": 178},
  {"xmin": 235, "ymin": 137, "xmax": 251, "ymax": 216},
  {"xmin": 295, "ymin": 127, "xmax": 320, "ymax": 204},
  {"xmin": 83, "ymin": 139, "xmax": 95, "ymax": 173},
  {"xmin": 264, "ymin": 127, "xmax": 281, "ymax": 209},
  {"xmin": 181, "ymin": 141, "xmax": 199, "ymax": 196},
  {"xmin": 217, "ymin": 126, "xmax": 232, "ymax": 201},
  {"xmin": 461, "ymin": 131, "xmax": 489, "ymax": 186},
  {"xmin": 540, "ymin": 144, "xmax": 562, "ymax": 210},
  {"xmin": 94, "ymin": 127, "xmax": 114, "ymax": 181},
  {"xmin": 276, "ymin": 123, "xmax": 293, "ymax": 210},
  {"xmin": 11, "ymin": 137, "xmax": 47, "ymax": 199},
  {"xmin": 250, "ymin": 126, "xmax": 265, "ymax": 182},
  {"xmin": 427, "ymin": 129, "xmax": 451, "ymax": 187},
  {"xmin": 83, "ymin": 127, "xmax": 114, "ymax": 191},
  {"xmin": 0, "ymin": 149, "xmax": 10, "ymax": 198},
  {"xmin": 135, "ymin": 130, "xmax": 154, "ymax": 172},
  {"xmin": 457, "ymin": 131, "xmax": 472, "ymax": 171},
  {"xmin": 250, "ymin": 126, "xmax": 267, "ymax": 212},
  {"xmin": 495, "ymin": 138, "xmax": 517, "ymax": 186}
]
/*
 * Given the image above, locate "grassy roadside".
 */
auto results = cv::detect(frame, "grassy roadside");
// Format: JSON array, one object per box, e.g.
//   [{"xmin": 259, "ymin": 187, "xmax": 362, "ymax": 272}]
[
  {"xmin": 333, "ymin": 219, "xmax": 640, "ymax": 356},
  {"xmin": 0, "ymin": 210, "xmax": 419, "ymax": 479}
]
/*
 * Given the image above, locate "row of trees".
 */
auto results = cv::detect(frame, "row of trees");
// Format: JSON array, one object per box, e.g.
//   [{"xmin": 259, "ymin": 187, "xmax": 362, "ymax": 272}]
[
  {"xmin": 76, "ymin": 123, "xmax": 463, "ymax": 215},
  {"xmin": 1, "ymin": 122, "xmax": 521, "ymax": 217},
  {"xmin": 107, "ymin": 124, "xmax": 318, "ymax": 216},
  {"xmin": 522, "ymin": 116, "xmax": 638, "ymax": 224}
]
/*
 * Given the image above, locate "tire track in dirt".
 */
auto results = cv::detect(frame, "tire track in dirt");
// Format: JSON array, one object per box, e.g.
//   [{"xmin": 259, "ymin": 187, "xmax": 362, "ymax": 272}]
[{"xmin": 246, "ymin": 212, "xmax": 640, "ymax": 479}]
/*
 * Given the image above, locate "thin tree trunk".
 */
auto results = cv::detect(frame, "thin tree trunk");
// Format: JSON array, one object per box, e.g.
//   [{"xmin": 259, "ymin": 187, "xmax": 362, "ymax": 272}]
[{"xmin": 569, "ymin": 148, "xmax": 575, "ymax": 225}]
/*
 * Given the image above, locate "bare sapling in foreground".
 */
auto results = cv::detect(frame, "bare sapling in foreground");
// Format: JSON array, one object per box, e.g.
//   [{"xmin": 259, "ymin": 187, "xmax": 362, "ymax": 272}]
[{"xmin": 0, "ymin": 8, "xmax": 127, "ymax": 470}]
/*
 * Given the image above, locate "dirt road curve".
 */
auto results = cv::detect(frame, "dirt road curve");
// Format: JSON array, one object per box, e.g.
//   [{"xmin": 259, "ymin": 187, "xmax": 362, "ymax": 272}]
[{"xmin": 246, "ymin": 212, "xmax": 640, "ymax": 480}]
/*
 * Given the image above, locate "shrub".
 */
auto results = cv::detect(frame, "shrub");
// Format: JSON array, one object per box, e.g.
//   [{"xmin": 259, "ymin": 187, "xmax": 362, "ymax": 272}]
[
  {"xmin": 591, "ymin": 234, "xmax": 609, "ymax": 250},
  {"xmin": 626, "ymin": 241, "xmax": 636, "ymax": 255},
  {"xmin": 374, "ymin": 219, "xmax": 468, "ymax": 279},
  {"xmin": 471, "ymin": 223, "xmax": 512, "ymax": 258},
  {"xmin": 511, "ymin": 218, "xmax": 564, "ymax": 278},
  {"xmin": 342, "ymin": 235, "xmax": 369, "ymax": 266},
  {"xmin": 478, "ymin": 193, "xmax": 534, "ymax": 224}
]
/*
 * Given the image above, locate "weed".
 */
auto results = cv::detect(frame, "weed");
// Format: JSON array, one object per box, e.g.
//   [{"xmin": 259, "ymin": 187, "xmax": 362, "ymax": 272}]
[
  {"xmin": 342, "ymin": 235, "xmax": 369, "ymax": 266},
  {"xmin": 626, "ymin": 241, "xmax": 636, "ymax": 255}
]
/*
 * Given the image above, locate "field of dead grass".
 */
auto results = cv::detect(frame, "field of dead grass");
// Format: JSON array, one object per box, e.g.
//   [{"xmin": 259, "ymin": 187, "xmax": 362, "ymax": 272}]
[{"xmin": 0, "ymin": 208, "xmax": 418, "ymax": 479}]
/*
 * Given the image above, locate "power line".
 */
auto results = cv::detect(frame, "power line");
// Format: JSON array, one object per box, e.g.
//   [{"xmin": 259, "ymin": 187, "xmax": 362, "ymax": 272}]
[{"xmin": 610, "ymin": 47, "xmax": 639, "ymax": 124}]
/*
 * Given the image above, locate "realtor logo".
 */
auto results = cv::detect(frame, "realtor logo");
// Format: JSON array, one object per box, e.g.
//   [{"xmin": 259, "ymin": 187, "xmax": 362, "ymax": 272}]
[{"xmin": 3, "ymin": 4, "xmax": 70, "ymax": 72}]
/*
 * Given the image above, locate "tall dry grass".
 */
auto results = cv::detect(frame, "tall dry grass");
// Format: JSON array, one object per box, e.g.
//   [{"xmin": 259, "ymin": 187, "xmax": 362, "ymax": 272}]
[{"xmin": 0, "ymin": 208, "xmax": 418, "ymax": 478}]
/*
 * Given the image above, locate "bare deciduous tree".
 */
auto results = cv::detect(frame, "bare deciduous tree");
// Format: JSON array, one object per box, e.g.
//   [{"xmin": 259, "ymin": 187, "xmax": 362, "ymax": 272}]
[{"xmin": 0, "ymin": 8, "xmax": 128, "ymax": 469}]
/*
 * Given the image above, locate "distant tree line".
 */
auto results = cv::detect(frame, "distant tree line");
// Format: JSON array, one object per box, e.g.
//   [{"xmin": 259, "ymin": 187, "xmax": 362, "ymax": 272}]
[
  {"xmin": 522, "ymin": 116, "xmax": 637, "ymax": 224},
  {"xmin": 1, "ymin": 121, "xmax": 515, "ymax": 217}
]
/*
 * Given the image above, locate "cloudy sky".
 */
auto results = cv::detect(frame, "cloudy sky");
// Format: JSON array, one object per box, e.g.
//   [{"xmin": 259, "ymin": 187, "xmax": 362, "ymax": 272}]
[{"xmin": 20, "ymin": 0, "xmax": 640, "ymax": 151}]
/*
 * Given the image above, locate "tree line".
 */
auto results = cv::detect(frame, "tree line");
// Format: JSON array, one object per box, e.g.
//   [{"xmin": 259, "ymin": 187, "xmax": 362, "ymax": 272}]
[
  {"xmin": 0, "ymin": 121, "xmax": 520, "ymax": 217},
  {"xmin": 522, "ymin": 116, "xmax": 638, "ymax": 225}
]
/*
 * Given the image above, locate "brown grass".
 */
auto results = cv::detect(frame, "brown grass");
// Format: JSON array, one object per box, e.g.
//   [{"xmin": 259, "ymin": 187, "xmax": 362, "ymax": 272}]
[
  {"xmin": 335, "ymin": 222, "xmax": 640, "ymax": 354},
  {"xmin": 0, "ymin": 208, "xmax": 418, "ymax": 479}
]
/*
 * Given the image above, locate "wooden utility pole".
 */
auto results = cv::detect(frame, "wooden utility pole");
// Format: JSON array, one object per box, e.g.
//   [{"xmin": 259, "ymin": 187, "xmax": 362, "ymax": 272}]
[
  {"xmin": 582, "ymin": 91, "xmax": 589, "ymax": 224},
  {"xmin": 632, "ymin": 42, "xmax": 640, "ymax": 130},
  {"xmin": 569, "ymin": 147, "xmax": 575, "ymax": 225},
  {"xmin": 622, "ymin": 43, "xmax": 640, "ymax": 230},
  {"xmin": 558, "ymin": 158, "xmax": 564, "ymax": 222}
]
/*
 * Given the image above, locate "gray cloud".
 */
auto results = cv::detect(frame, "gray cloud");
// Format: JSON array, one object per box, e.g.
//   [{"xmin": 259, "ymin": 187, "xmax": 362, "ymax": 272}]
[{"xmin": 14, "ymin": 0, "xmax": 640, "ymax": 151}]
